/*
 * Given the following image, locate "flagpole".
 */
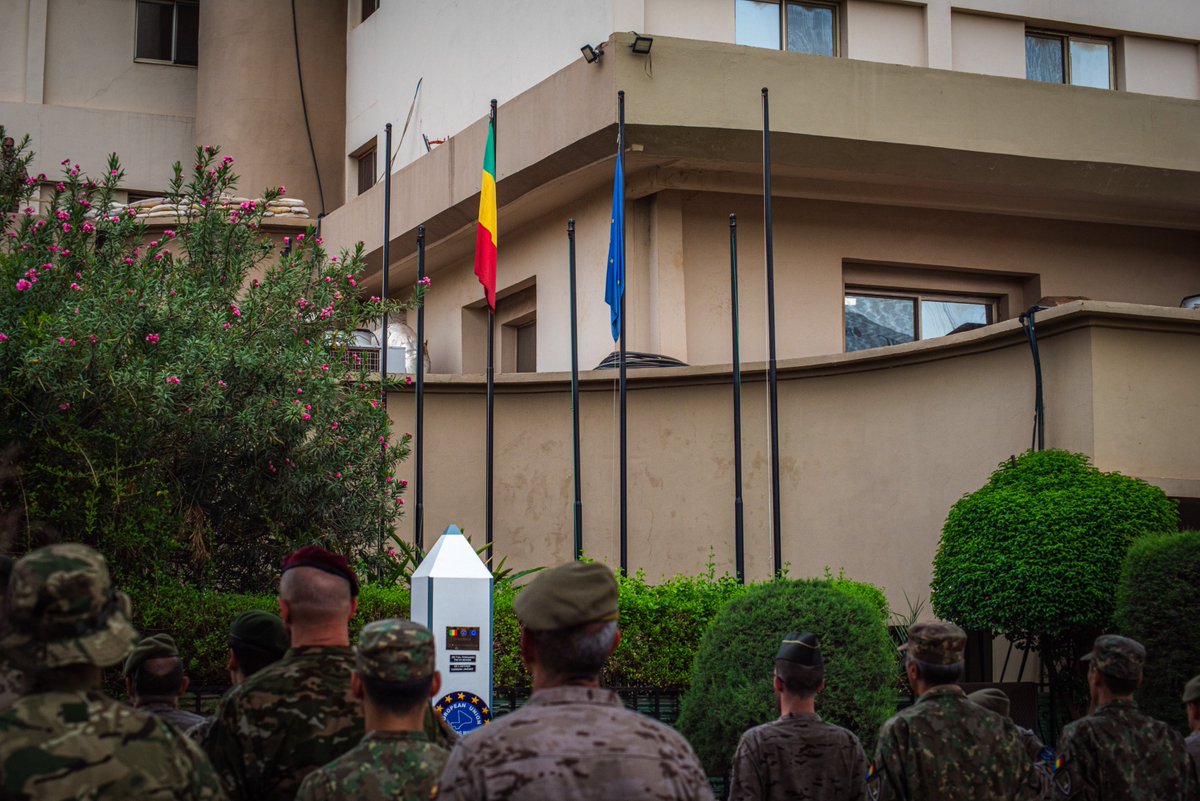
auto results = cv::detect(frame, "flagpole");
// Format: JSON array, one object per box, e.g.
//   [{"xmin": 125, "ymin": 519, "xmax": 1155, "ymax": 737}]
[
  {"xmin": 486, "ymin": 98, "xmax": 497, "ymax": 566},
  {"xmin": 617, "ymin": 89, "xmax": 628, "ymax": 577},
  {"xmin": 415, "ymin": 224, "xmax": 426, "ymax": 550},
  {"xmin": 380, "ymin": 121, "xmax": 392, "ymax": 579},
  {"xmin": 568, "ymin": 219, "xmax": 583, "ymax": 559},
  {"xmin": 762, "ymin": 87, "xmax": 782, "ymax": 576},
  {"xmin": 730, "ymin": 213, "xmax": 745, "ymax": 583}
]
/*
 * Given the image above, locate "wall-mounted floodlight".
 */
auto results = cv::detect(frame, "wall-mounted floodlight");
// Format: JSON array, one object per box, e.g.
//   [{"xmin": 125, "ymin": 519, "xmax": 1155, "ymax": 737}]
[
  {"xmin": 1182, "ymin": 294, "xmax": 1200, "ymax": 310},
  {"xmin": 581, "ymin": 43, "xmax": 605, "ymax": 64},
  {"xmin": 630, "ymin": 33, "xmax": 654, "ymax": 54}
]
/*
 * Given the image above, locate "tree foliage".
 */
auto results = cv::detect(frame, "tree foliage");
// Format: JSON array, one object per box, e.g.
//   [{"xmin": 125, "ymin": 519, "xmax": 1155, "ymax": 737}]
[
  {"xmin": 0, "ymin": 131, "xmax": 421, "ymax": 591},
  {"xmin": 676, "ymin": 578, "xmax": 896, "ymax": 777},
  {"xmin": 1115, "ymin": 530, "xmax": 1200, "ymax": 734}
]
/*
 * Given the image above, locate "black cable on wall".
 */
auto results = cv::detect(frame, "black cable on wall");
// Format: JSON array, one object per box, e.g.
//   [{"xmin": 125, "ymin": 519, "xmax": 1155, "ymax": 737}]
[{"xmin": 291, "ymin": 0, "xmax": 325, "ymax": 215}]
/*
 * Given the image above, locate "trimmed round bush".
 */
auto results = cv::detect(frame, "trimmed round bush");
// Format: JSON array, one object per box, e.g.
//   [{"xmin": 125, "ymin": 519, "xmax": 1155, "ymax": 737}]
[
  {"xmin": 1115, "ymin": 530, "xmax": 1200, "ymax": 734},
  {"xmin": 676, "ymin": 578, "xmax": 896, "ymax": 777}
]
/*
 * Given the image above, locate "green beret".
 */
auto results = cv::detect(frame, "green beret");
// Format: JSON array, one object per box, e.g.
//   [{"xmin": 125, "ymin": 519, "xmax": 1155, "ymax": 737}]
[
  {"xmin": 776, "ymin": 632, "xmax": 823, "ymax": 668},
  {"xmin": 1082, "ymin": 634, "xmax": 1145, "ymax": 681},
  {"xmin": 900, "ymin": 621, "xmax": 966, "ymax": 665},
  {"xmin": 123, "ymin": 632, "xmax": 179, "ymax": 677},
  {"xmin": 1182, "ymin": 675, "xmax": 1200, "ymax": 704},
  {"xmin": 229, "ymin": 610, "xmax": 289, "ymax": 657},
  {"xmin": 514, "ymin": 562, "xmax": 619, "ymax": 631},
  {"xmin": 968, "ymin": 687, "xmax": 1011, "ymax": 718},
  {"xmin": 356, "ymin": 619, "xmax": 435, "ymax": 683}
]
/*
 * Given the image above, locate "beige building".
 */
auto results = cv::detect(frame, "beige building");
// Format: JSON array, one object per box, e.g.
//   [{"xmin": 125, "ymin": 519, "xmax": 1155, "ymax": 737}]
[{"xmin": 3, "ymin": 2, "xmax": 1198, "ymax": 636}]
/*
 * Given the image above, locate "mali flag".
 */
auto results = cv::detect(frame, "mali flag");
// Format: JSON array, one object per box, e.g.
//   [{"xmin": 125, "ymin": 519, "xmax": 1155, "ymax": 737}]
[{"xmin": 474, "ymin": 117, "xmax": 498, "ymax": 310}]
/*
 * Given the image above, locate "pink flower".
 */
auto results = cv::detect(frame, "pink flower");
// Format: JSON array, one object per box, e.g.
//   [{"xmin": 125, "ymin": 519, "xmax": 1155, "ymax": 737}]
[
  {"xmin": 320, "ymin": 364, "xmax": 330, "ymax": 371},
  {"xmin": 218, "ymin": 380, "xmax": 227, "ymax": 388},
  {"xmin": 302, "ymin": 413, "xmax": 311, "ymax": 420},
  {"xmin": 385, "ymin": 476, "xmax": 393, "ymax": 483},
  {"xmin": 279, "ymin": 185, "xmax": 286, "ymax": 194},
  {"xmin": 15, "ymin": 279, "xmax": 32, "ymax": 291},
  {"xmin": 399, "ymin": 479, "xmax": 409, "ymax": 488},
  {"xmin": 370, "ymin": 400, "xmax": 379, "ymax": 408},
  {"xmin": 70, "ymin": 283, "xmax": 81, "ymax": 292},
  {"xmin": 0, "ymin": 334, "xmax": 7, "ymax": 342},
  {"xmin": 166, "ymin": 376, "xmax": 181, "ymax": 385},
  {"xmin": 145, "ymin": 333, "xmax": 159, "ymax": 344},
  {"xmin": 419, "ymin": 276, "xmax": 431, "ymax": 287},
  {"xmin": 164, "ymin": 229, "xmax": 176, "ymax": 238},
  {"xmin": 296, "ymin": 388, "xmax": 303, "ymax": 394},
  {"xmin": 110, "ymin": 169, "xmax": 118, "ymax": 176},
  {"xmin": 395, "ymin": 498, "xmax": 405, "ymax": 505},
  {"xmin": 405, "ymin": 376, "xmax": 413, "ymax": 386},
  {"xmin": 57, "ymin": 337, "xmax": 66, "ymax": 344},
  {"xmin": 59, "ymin": 402, "xmax": 71, "ymax": 410},
  {"xmin": 331, "ymin": 422, "xmax": 339, "ymax": 430},
  {"xmin": 68, "ymin": 339, "xmax": 76, "ymax": 346},
  {"xmin": 82, "ymin": 222, "xmax": 95, "ymax": 234},
  {"xmin": 61, "ymin": 223, "xmax": 71, "ymax": 233},
  {"xmin": 335, "ymin": 471, "xmax": 342, "ymax": 479},
  {"xmin": 230, "ymin": 304, "xmax": 241, "ymax": 317},
  {"xmin": 222, "ymin": 323, "xmax": 231, "ymax": 329}
]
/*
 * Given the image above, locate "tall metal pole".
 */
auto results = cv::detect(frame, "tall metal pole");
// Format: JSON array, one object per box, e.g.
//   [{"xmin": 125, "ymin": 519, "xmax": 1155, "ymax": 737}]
[
  {"xmin": 485, "ymin": 99, "xmax": 496, "ymax": 566},
  {"xmin": 568, "ymin": 219, "xmax": 583, "ymax": 559},
  {"xmin": 380, "ymin": 122, "xmax": 392, "ymax": 577},
  {"xmin": 617, "ymin": 90, "xmax": 628, "ymax": 576},
  {"xmin": 730, "ymin": 214, "xmax": 745, "ymax": 583},
  {"xmin": 415, "ymin": 225, "xmax": 426, "ymax": 550},
  {"xmin": 762, "ymin": 87, "xmax": 782, "ymax": 576}
]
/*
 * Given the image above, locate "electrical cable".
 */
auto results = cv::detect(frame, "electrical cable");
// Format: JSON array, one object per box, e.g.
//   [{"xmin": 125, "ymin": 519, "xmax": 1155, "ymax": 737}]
[
  {"xmin": 291, "ymin": 0, "xmax": 325, "ymax": 215},
  {"xmin": 1019, "ymin": 305, "xmax": 1046, "ymax": 451}
]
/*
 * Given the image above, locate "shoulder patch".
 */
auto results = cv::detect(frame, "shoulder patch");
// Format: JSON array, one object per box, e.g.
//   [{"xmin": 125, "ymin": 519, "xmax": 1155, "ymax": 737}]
[
  {"xmin": 866, "ymin": 762, "xmax": 880, "ymax": 801},
  {"xmin": 1052, "ymin": 754, "xmax": 1071, "ymax": 797}
]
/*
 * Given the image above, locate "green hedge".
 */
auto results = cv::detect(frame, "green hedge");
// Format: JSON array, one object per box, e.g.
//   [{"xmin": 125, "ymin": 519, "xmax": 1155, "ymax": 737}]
[
  {"xmin": 1114, "ymin": 531, "xmax": 1200, "ymax": 734},
  {"xmin": 676, "ymin": 578, "xmax": 896, "ymax": 778}
]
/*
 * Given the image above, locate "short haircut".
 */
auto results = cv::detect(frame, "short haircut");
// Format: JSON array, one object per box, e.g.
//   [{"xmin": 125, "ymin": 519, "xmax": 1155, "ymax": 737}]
[
  {"xmin": 907, "ymin": 655, "xmax": 963, "ymax": 687},
  {"xmin": 775, "ymin": 659, "xmax": 824, "ymax": 698},
  {"xmin": 132, "ymin": 656, "xmax": 184, "ymax": 700},
  {"xmin": 526, "ymin": 620, "xmax": 618, "ymax": 681},
  {"xmin": 1096, "ymin": 669, "xmax": 1139, "ymax": 697},
  {"xmin": 229, "ymin": 639, "xmax": 283, "ymax": 678},
  {"xmin": 279, "ymin": 566, "xmax": 352, "ymax": 626},
  {"xmin": 361, "ymin": 673, "xmax": 434, "ymax": 715}
]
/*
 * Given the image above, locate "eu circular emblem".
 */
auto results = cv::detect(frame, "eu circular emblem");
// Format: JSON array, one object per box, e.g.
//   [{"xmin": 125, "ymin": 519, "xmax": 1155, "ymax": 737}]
[{"xmin": 435, "ymin": 690, "xmax": 492, "ymax": 734}]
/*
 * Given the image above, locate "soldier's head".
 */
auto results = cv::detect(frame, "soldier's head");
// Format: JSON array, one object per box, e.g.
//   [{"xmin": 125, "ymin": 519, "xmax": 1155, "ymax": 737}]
[
  {"xmin": 227, "ymin": 610, "xmax": 289, "ymax": 684},
  {"xmin": 773, "ymin": 631, "xmax": 825, "ymax": 700},
  {"xmin": 514, "ymin": 561, "xmax": 621, "ymax": 686},
  {"xmin": 123, "ymin": 633, "xmax": 189, "ymax": 707},
  {"xmin": 900, "ymin": 621, "xmax": 965, "ymax": 693},
  {"xmin": 0, "ymin": 543, "xmax": 138, "ymax": 690},
  {"xmin": 1083, "ymin": 635, "xmax": 1144, "ymax": 701},
  {"xmin": 351, "ymin": 619, "xmax": 440, "ymax": 723},
  {"xmin": 278, "ymin": 546, "xmax": 359, "ymax": 642},
  {"xmin": 1182, "ymin": 675, "xmax": 1200, "ymax": 732},
  {"xmin": 968, "ymin": 687, "xmax": 1012, "ymax": 719}
]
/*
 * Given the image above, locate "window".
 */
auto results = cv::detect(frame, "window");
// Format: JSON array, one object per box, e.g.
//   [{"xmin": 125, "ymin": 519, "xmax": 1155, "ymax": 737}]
[
  {"xmin": 844, "ymin": 292, "xmax": 993, "ymax": 352},
  {"xmin": 515, "ymin": 322, "xmax": 536, "ymax": 374},
  {"xmin": 1026, "ymin": 31, "xmax": 1112, "ymax": 89},
  {"xmin": 362, "ymin": 0, "xmax": 380, "ymax": 22},
  {"xmin": 136, "ymin": 0, "xmax": 198, "ymax": 66},
  {"xmin": 736, "ymin": 0, "xmax": 837, "ymax": 57},
  {"xmin": 356, "ymin": 146, "xmax": 377, "ymax": 196}
]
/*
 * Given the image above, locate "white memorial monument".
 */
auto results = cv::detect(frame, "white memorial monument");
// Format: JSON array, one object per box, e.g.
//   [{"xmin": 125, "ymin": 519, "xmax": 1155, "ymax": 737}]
[{"xmin": 411, "ymin": 524, "xmax": 494, "ymax": 734}]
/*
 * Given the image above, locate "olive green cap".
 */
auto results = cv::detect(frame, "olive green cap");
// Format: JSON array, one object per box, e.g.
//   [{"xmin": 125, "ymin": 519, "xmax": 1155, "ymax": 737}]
[
  {"xmin": 356, "ymin": 619, "xmax": 435, "ymax": 683},
  {"xmin": 776, "ymin": 632, "xmax": 823, "ymax": 667},
  {"xmin": 229, "ymin": 610, "xmax": 289, "ymax": 657},
  {"xmin": 899, "ymin": 620, "xmax": 966, "ymax": 665},
  {"xmin": 968, "ymin": 687, "xmax": 1011, "ymax": 718},
  {"xmin": 1182, "ymin": 675, "xmax": 1200, "ymax": 704},
  {"xmin": 1081, "ymin": 634, "xmax": 1145, "ymax": 681},
  {"xmin": 513, "ymin": 561, "xmax": 619, "ymax": 631},
  {"xmin": 123, "ymin": 632, "xmax": 180, "ymax": 677}
]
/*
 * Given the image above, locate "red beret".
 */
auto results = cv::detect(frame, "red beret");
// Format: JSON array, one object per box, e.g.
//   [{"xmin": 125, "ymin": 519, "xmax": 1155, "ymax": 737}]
[{"xmin": 280, "ymin": 546, "xmax": 359, "ymax": 598}]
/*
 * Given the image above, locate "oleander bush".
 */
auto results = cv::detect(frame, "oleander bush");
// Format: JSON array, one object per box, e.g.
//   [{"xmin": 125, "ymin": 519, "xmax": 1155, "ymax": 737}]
[
  {"xmin": 676, "ymin": 578, "xmax": 896, "ymax": 777},
  {"xmin": 1114, "ymin": 530, "xmax": 1200, "ymax": 734}
]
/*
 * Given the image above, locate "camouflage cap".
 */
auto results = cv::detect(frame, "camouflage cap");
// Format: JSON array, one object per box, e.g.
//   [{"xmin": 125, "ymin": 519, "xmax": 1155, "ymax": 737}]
[
  {"xmin": 356, "ymin": 618, "xmax": 435, "ymax": 683},
  {"xmin": 899, "ymin": 620, "xmax": 966, "ymax": 665},
  {"xmin": 513, "ymin": 561, "xmax": 619, "ymax": 631},
  {"xmin": 968, "ymin": 687, "xmax": 1011, "ymax": 718},
  {"xmin": 1182, "ymin": 675, "xmax": 1200, "ymax": 704},
  {"xmin": 0, "ymin": 543, "xmax": 138, "ymax": 670},
  {"xmin": 123, "ymin": 632, "xmax": 180, "ymax": 677},
  {"xmin": 776, "ymin": 631, "xmax": 823, "ymax": 668},
  {"xmin": 229, "ymin": 609, "xmax": 289, "ymax": 657},
  {"xmin": 1081, "ymin": 634, "xmax": 1145, "ymax": 681}
]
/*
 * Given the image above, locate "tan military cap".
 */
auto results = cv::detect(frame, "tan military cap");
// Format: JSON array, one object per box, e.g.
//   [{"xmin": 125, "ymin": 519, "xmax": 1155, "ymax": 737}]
[
  {"xmin": 899, "ymin": 620, "xmax": 966, "ymax": 665},
  {"xmin": 513, "ymin": 561, "xmax": 619, "ymax": 631}
]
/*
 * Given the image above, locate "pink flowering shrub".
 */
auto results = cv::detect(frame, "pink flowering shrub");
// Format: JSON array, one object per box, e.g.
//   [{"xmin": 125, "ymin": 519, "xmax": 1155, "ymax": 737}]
[{"xmin": 0, "ymin": 132, "xmax": 425, "ymax": 592}]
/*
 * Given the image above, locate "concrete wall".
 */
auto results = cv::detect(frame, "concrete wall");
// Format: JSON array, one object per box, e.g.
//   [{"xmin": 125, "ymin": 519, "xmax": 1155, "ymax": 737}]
[
  {"xmin": 1120, "ymin": 36, "xmax": 1200, "ymax": 100},
  {"xmin": 846, "ymin": 1, "xmax": 926, "ymax": 67},
  {"xmin": 951, "ymin": 11, "xmax": 1026, "ymax": 79}
]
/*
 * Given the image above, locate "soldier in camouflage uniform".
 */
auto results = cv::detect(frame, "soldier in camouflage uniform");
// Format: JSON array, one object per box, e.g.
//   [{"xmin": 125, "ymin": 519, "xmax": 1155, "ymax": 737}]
[
  {"xmin": 296, "ymin": 619, "xmax": 449, "ymax": 801},
  {"xmin": 1053, "ymin": 635, "xmax": 1197, "ymax": 800},
  {"xmin": 869, "ymin": 621, "xmax": 1043, "ymax": 801},
  {"xmin": 201, "ymin": 546, "xmax": 365, "ymax": 801},
  {"xmin": 968, "ymin": 688, "xmax": 1049, "ymax": 762},
  {"xmin": 0, "ymin": 554, "xmax": 24, "ymax": 709},
  {"xmin": 435, "ymin": 561, "xmax": 712, "ymax": 800},
  {"xmin": 729, "ymin": 631, "xmax": 868, "ymax": 801},
  {"xmin": 1183, "ymin": 675, "xmax": 1200, "ymax": 774},
  {"xmin": 0, "ymin": 543, "xmax": 227, "ymax": 801},
  {"xmin": 124, "ymin": 632, "xmax": 207, "ymax": 732}
]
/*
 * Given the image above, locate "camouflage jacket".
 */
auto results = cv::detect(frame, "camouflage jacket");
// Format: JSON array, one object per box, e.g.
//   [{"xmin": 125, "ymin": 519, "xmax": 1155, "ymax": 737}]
[
  {"xmin": 871, "ymin": 684, "xmax": 1043, "ymax": 801},
  {"xmin": 0, "ymin": 689, "xmax": 227, "ymax": 801},
  {"xmin": 201, "ymin": 645, "xmax": 364, "ymax": 801},
  {"xmin": 1053, "ymin": 700, "xmax": 1198, "ymax": 801},
  {"xmin": 729, "ymin": 711, "xmax": 868, "ymax": 801},
  {"xmin": 295, "ymin": 730, "xmax": 449, "ymax": 801},
  {"xmin": 434, "ymin": 685, "xmax": 713, "ymax": 800},
  {"xmin": 138, "ymin": 701, "xmax": 208, "ymax": 733},
  {"xmin": 0, "ymin": 658, "xmax": 22, "ymax": 709}
]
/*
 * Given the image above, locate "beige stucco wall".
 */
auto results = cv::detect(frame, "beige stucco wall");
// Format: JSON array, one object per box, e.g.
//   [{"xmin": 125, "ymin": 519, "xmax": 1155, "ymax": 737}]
[
  {"xmin": 951, "ymin": 11, "xmax": 1026, "ymax": 79},
  {"xmin": 846, "ymin": 1, "xmax": 926, "ymax": 67},
  {"xmin": 0, "ymin": 0, "xmax": 32, "ymax": 103},
  {"xmin": 1120, "ymin": 36, "xmax": 1200, "ymax": 100},
  {"xmin": 645, "ymin": 0, "xmax": 733, "ymax": 44}
]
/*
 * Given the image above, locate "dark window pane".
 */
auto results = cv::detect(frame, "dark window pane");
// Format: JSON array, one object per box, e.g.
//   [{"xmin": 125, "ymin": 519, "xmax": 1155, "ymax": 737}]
[
  {"xmin": 357, "ymin": 149, "xmax": 376, "ymax": 196},
  {"xmin": 516, "ymin": 323, "xmax": 536, "ymax": 373},
  {"xmin": 786, "ymin": 2, "xmax": 834, "ymax": 57},
  {"xmin": 845, "ymin": 296, "xmax": 915, "ymax": 352},
  {"xmin": 1026, "ymin": 34, "xmax": 1064, "ymax": 83},
  {"xmin": 736, "ymin": 0, "xmax": 780, "ymax": 49},
  {"xmin": 1069, "ymin": 40, "xmax": 1110, "ymax": 88},
  {"xmin": 136, "ymin": 1, "xmax": 174, "ymax": 61},
  {"xmin": 362, "ymin": 0, "xmax": 379, "ymax": 22},
  {"xmin": 920, "ymin": 300, "xmax": 989, "ymax": 340},
  {"xmin": 175, "ymin": 3, "xmax": 199, "ymax": 66}
]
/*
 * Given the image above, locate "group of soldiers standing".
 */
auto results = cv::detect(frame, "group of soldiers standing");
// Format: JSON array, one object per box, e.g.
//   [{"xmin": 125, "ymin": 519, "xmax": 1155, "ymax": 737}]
[{"xmin": 0, "ymin": 542, "xmax": 1198, "ymax": 800}]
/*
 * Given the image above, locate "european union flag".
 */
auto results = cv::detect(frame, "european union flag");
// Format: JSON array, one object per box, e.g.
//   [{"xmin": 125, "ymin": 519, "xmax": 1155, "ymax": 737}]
[{"xmin": 604, "ymin": 144, "xmax": 625, "ymax": 342}]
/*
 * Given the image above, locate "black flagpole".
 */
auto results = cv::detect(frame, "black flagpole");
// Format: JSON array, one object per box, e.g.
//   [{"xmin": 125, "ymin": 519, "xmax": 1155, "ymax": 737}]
[
  {"xmin": 617, "ymin": 90, "xmax": 628, "ymax": 576},
  {"xmin": 380, "ymin": 122, "xmax": 392, "ymax": 578},
  {"xmin": 415, "ymin": 224, "xmax": 426, "ymax": 550},
  {"xmin": 730, "ymin": 213, "xmax": 745, "ymax": 583},
  {"xmin": 762, "ymin": 87, "xmax": 782, "ymax": 576},
  {"xmin": 568, "ymin": 219, "xmax": 583, "ymax": 559},
  {"xmin": 486, "ymin": 99, "xmax": 496, "ymax": 566}
]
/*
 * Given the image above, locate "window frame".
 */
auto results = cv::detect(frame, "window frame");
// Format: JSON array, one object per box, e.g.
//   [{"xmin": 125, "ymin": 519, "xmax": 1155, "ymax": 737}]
[
  {"xmin": 736, "ymin": 0, "xmax": 841, "ymax": 57},
  {"xmin": 134, "ymin": 0, "xmax": 199, "ymax": 68},
  {"xmin": 1025, "ymin": 28, "xmax": 1115, "ymax": 89},
  {"xmin": 843, "ymin": 288, "xmax": 997, "ymax": 353}
]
